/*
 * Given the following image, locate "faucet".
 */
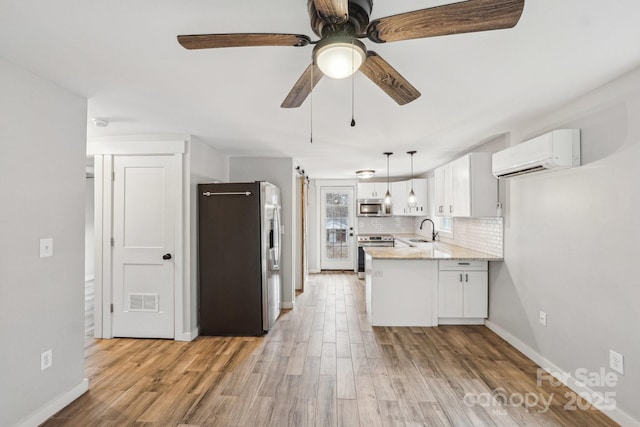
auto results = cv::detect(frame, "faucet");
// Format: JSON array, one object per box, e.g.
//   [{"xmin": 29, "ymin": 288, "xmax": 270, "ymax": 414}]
[{"xmin": 419, "ymin": 218, "xmax": 437, "ymax": 241}]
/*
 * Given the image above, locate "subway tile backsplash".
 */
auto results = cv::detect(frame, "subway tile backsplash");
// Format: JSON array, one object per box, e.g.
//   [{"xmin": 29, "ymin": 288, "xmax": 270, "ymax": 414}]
[
  {"xmin": 358, "ymin": 216, "xmax": 416, "ymax": 234},
  {"xmin": 359, "ymin": 215, "xmax": 503, "ymax": 257},
  {"xmin": 439, "ymin": 217, "xmax": 503, "ymax": 257}
]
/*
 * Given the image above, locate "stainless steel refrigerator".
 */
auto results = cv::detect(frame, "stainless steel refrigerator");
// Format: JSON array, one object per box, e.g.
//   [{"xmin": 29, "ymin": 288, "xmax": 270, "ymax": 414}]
[{"xmin": 198, "ymin": 181, "xmax": 281, "ymax": 335}]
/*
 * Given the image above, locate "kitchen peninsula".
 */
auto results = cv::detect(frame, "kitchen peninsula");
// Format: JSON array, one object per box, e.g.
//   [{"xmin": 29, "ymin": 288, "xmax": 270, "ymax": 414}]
[{"xmin": 364, "ymin": 240, "xmax": 502, "ymax": 327}]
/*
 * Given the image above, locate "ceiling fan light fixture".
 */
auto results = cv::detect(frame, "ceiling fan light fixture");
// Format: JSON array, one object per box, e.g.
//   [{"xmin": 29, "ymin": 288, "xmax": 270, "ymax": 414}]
[
  {"xmin": 356, "ymin": 169, "xmax": 375, "ymax": 179},
  {"xmin": 313, "ymin": 37, "xmax": 366, "ymax": 79}
]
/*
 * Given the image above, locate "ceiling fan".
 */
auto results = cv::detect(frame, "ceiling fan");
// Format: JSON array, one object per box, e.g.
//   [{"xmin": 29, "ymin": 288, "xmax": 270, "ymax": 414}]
[{"xmin": 177, "ymin": 0, "xmax": 525, "ymax": 108}]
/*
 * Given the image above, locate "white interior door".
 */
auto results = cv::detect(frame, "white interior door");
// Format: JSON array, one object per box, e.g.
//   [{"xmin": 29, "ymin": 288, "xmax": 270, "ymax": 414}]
[
  {"xmin": 111, "ymin": 155, "xmax": 175, "ymax": 338},
  {"xmin": 320, "ymin": 186, "xmax": 355, "ymax": 270}
]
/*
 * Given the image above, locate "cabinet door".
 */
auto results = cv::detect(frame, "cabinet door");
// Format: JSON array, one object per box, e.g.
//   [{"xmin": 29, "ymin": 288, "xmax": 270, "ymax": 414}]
[
  {"xmin": 438, "ymin": 271, "xmax": 464, "ymax": 317},
  {"xmin": 409, "ymin": 178, "xmax": 428, "ymax": 216},
  {"xmin": 452, "ymin": 155, "xmax": 471, "ymax": 217},
  {"xmin": 434, "ymin": 167, "xmax": 446, "ymax": 216},
  {"xmin": 391, "ymin": 181, "xmax": 407, "ymax": 215},
  {"xmin": 357, "ymin": 183, "xmax": 376, "ymax": 199},
  {"xmin": 463, "ymin": 271, "xmax": 488, "ymax": 318},
  {"xmin": 435, "ymin": 165, "xmax": 454, "ymax": 216}
]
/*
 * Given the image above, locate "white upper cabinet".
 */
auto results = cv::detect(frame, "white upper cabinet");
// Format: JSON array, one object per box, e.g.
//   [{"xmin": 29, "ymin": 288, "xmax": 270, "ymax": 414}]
[
  {"xmin": 434, "ymin": 165, "xmax": 452, "ymax": 216},
  {"xmin": 433, "ymin": 153, "xmax": 496, "ymax": 217},
  {"xmin": 408, "ymin": 178, "xmax": 428, "ymax": 216},
  {"xmin": 357, "ymin": 182, "xmax": 384, "ymax": 199},
  {"xmin": 391, "ymin": 178, "xmax": 427, "ymax": 216},
  {"xmin": 390, "ymin": 181, "xmax": 407, "ymax": 215}
]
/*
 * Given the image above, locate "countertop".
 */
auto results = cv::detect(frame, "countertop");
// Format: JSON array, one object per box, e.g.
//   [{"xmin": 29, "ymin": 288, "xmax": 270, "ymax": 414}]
[{"xmin": 365, "ymin": 235, "xmax": 503, "ymax": 261}]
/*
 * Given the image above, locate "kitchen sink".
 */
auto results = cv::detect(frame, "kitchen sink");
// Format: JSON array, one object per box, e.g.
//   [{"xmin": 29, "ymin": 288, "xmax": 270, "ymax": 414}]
[{"xmin": 409, "ymin": 239, "xmax": 430, "ymax": 243}]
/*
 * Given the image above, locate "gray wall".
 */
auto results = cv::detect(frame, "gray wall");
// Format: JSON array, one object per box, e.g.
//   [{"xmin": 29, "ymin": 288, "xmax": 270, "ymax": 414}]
[
  {"xmin": 230, "ymin": 157, "xmax": 297, "ymax": 308},
  {"xmin": 85, "ymin": 177, "xmax": 95, "ymax": 280},
  {"xmin": 0, "ymin": 58, "xmax": 87, "ymax": 425},
  {"xmin": 188, "ymin": 138, "xmax": 229, "ymax": 335},
  {"xmin": 490, "ymin": 68, "xmax": 640, "ymax": 423}
]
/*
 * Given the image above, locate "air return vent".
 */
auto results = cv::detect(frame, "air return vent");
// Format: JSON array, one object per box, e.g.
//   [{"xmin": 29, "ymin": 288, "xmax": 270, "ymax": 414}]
[{"xmin": 128, "ymin": 293, "xmax": 159, "ymax": 312}]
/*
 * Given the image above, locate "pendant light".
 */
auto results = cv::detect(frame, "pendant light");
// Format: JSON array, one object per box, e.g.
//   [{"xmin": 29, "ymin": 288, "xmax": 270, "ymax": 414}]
[
  {"xmin": 407, "ymin": 150, "xmax": 417, "ymax": 209},
  {"xmin": 383, "ymin": 152, "xmax": 393, "ymax": 206}
]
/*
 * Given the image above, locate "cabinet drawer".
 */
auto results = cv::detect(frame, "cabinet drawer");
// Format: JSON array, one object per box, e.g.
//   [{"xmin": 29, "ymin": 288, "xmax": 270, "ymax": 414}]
[{"xmin": 439, "ymin": 260, "xmax": 487, "ymax": 271}]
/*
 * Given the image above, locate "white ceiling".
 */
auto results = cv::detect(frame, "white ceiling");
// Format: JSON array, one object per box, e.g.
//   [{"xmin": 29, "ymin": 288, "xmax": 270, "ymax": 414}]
[{"xmin": 2, "ymin": 0, "xmax": 640, "ymax": 178}]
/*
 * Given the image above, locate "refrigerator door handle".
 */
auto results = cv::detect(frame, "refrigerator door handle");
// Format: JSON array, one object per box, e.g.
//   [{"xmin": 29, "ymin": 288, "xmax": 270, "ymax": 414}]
[{"xmin": 202, "ymin": 191, "xmax": 252, "ymax": 196}]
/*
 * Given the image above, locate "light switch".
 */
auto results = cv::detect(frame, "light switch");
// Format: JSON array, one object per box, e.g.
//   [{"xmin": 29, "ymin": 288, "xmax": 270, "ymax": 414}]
[{"xmin": 40, "ymin": 238, "xmax": 53, "ymax": 258}]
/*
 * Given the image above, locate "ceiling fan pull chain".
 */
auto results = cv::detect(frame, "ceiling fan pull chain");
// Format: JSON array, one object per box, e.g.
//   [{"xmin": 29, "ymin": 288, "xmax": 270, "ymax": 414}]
[
  {"xmin": 310, "ymin": 60, "xmax": 314, "ymax": 143},
  {"xmin": 350, "ymin": 39, "xmax": 356, "ymax": 127}
]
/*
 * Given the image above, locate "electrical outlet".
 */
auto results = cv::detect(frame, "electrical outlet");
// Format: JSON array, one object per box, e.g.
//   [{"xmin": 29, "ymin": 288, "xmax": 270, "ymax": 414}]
[
  {"xmin": 373, "ymin": 270, "xmax": 383, "ymax": 277},
  {"xmin": 39, "ymin": 238, "xmax": 53, "ymax": 258},
  {"xmin": 539, "ymin": 311, "xmax": 547, "ymax": 326},
  {"xmin": 609, "ymin": 350, "xmax": 624, "ymax": 375},
  {"xmin": 41, "ymin": 349, "xmax": 52, "ymax": 371}
]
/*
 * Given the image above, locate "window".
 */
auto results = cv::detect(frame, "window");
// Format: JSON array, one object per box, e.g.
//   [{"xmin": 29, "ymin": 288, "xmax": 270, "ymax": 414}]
[{"xmin": 436, "ymin": 216, "xmax": 453, "ymax": 238}]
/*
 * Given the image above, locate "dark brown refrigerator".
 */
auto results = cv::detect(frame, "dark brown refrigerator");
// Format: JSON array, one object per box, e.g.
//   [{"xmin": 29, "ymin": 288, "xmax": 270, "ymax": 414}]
[{"xmin": 198, "ymin": 181, "xmax": 281, "ymax": 335}]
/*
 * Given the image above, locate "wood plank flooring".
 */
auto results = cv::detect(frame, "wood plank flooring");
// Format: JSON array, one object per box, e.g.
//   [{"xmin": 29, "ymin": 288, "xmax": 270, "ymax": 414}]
[{"xmin": 45, "ymin": 273, "xmax": 617, "ymax": 426}]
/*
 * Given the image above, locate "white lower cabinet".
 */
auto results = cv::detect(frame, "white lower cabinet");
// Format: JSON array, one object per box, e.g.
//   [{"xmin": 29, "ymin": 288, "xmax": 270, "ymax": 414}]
[{"xmin": 438, "ymin": 260, "xmax": 488, "ymax": 324}]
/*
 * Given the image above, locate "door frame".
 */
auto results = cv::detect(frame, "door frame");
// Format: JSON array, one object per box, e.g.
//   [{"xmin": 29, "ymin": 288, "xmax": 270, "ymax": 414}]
[
  {"xmin": 316, "ymin": 181, "xmax": 357, "ymax": 271},
  {"xmin": 89, "ymin": 139, "xmax": 185, "ymax": 339}
]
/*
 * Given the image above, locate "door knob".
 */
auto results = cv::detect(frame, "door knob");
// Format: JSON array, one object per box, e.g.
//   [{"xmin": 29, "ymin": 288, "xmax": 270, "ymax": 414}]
[{"xmin": 163, "ymin": 253, "xmax": 172, "ymax": 260}]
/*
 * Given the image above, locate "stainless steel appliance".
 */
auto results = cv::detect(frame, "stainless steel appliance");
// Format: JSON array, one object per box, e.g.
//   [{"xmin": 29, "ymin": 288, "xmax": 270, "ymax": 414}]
[
  {"xmin": 357, "ymin": 199, "xmax": 390, "ymax": 217},
  {"xmin": 357, "ymin": 234, "xmax": 394, "ymax": 278},
  {"xmin": 198, "ymin": 181, "xmax": 281, "ymax": 335}
]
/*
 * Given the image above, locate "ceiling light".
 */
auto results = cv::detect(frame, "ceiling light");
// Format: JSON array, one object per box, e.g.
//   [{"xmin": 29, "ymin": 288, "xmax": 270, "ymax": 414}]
[
  {"xmin": 313, "ymin": 36, "xmax": 366, "ymax": 79},
  {"xmin": 92, "ymin": 118, "xmax": 109, "ymax": 128},
  {"xmin": 407, "ymin": 150, "xmax": 417, "ymax": 209},
  {"xmin": 356, "ymin": 169, "xmax": 375, "ymax": 179}
]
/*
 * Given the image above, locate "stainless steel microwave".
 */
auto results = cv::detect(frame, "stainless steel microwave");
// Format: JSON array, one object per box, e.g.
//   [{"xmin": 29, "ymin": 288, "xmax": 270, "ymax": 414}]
[{"xmin": 357, "ymin": 199, "xmax": 389, "ymax": 217}]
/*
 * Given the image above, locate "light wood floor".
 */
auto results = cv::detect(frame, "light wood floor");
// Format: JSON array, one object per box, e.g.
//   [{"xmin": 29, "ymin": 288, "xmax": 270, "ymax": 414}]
[{"xmin": 45, "ymin": 273, "xmax": 617, "ymax": 426}]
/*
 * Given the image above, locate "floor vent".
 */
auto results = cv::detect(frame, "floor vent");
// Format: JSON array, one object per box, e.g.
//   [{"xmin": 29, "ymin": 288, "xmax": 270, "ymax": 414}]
[{"xmin": 128, "ymin": 293, "xmax": 159, "ymax": 312}]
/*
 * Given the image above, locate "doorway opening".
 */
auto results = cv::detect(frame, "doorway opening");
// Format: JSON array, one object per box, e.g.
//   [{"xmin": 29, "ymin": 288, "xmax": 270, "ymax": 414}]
[{"xmin": 320, "ymin": 186, "xmax": 355, "ymax": 271}]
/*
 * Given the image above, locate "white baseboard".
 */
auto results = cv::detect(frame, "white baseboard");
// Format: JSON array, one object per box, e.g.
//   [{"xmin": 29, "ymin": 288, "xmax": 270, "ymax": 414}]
[
  {"xmin": 84, "ymin": 274, "xmax": 95, "ymax": 282},
  {"xmin": 485, "ymin": 321, "xmax": 639, "ymax": 427},
  {"xmin": 18, "ymin": 378, "xmax": 89, "ymax": 427},
  {"xmin": 438, "ymin": 318, "xmax": 485, "ymax": 325},
  {"xmin": 176, "ymin": 327, "xmax": 198, "ymax": 342},
  {"xmin": 281, "ymin": 301, "xmax": 295, "ymax": 310}
]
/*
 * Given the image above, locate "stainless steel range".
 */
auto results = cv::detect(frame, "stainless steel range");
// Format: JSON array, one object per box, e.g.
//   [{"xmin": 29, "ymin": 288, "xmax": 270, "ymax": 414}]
[{"xmin": 357, "ymin": 234, "xmax": 394, "ymax": 278}]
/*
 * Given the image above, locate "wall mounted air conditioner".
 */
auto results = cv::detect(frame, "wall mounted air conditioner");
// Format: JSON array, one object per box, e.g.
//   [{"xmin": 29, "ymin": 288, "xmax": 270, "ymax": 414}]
[{"xmin": 492, "ymin": 129, "xmax": 581, "ymax": 179}]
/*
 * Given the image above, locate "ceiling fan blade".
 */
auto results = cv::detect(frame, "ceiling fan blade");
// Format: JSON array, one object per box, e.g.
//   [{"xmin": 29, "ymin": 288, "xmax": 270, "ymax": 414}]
[
  {"xmin": 177, "ymin": 33, "xmax": 311, "ymax": 49},
  {"xmin": 359, "ymin": 52, "xmax": 421, "ymax": 106},
  {"xmin": 281, "ymin": 63, "xmax": 324, "ymax": 108},
  {"xmin": 367, "ymin": 0, "xmax": 525, "ymax": 43},
  {"xmin": 313, "ymin": 0, "xmax": 349, "ymax": 23}
]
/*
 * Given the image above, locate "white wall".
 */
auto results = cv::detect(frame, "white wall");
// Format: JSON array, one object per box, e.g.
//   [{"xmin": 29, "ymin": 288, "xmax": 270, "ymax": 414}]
[
  {"xmin": 489, "ymin": 67, "xmax": 640, "ymax": 425},
  {"xmin": 85, "ymin": 177, "xmax": 95, "ymax": 280},
  {"xmin": 0, "ymin": 58, "xmax": 88, "ymax": 426},
  {"xmin": 230, "ymin": 157, "xmax": 297, "ymax": 308},
  {"xmin": 187, "ymin": 138, "xmax": 229, "ymax": 335},
  {"xmin": 308, "ymin": 180, "xmax": 319, "ymax": 272}
]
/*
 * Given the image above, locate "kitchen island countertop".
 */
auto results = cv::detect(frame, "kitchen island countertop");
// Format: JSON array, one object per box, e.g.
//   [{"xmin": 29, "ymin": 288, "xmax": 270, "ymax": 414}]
[{"xmin": 364, "ymin": 240, "xmax": 502, "ymax": 261}]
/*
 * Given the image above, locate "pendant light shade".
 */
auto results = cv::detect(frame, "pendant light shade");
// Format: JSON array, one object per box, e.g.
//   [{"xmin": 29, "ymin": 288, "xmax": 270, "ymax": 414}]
[
  {"xmin": 384, "ymin": 152, "xmax": 393, "ymax": 206},
  {"xmin": 407, "ymin": 151, "xmax": 417, "ymax": 209}
]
